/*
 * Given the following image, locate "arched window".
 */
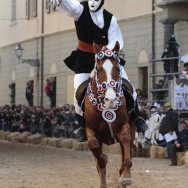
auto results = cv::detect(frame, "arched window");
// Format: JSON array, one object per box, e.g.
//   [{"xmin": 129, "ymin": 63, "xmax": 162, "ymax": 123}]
[{"xmin": 138, "ymin": 50, "xmax": 148, "ymax": 64}]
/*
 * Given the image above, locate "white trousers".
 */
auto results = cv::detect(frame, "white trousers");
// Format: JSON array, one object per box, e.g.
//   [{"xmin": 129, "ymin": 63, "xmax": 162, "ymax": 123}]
[{"xmin": 74, "ymin": 66, "xmax": 137, "ymax": 115}]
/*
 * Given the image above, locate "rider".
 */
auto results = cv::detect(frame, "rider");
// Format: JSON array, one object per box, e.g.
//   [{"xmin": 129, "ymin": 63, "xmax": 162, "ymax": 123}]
[{"xmin": 54, "ymin": 0, "xmax": 147, "ymax": 141}]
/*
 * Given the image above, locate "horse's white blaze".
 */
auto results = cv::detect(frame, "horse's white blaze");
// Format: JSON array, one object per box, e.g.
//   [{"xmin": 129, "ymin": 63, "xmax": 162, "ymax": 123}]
[{"xmin": 103, "ymin": 59, "xmax": 116, "ymax": 101}]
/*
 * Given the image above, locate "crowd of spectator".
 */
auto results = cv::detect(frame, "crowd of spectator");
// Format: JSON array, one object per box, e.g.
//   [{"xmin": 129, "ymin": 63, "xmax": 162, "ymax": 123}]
[
  {"xmin": 1, "ymin": 101, "xmax": 188, "ymax": 166},
  {"xmin": 0, "ymin": 104, "xmax": 80, "ymax": 139},
  {"xmin": 141, "ymin": 102, "xmax": 188, "ymax": 166}
]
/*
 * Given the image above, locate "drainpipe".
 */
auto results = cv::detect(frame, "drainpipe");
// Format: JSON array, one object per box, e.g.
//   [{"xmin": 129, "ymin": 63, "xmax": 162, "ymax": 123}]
[
  {"xmin": 151, "ymin": 0, "xmax": 156, "ymax": 97},
  {"xmin": 36, "ymin": 39, "xmax": 40, "ymax": 106},
  {"xmin": 40, "ymin": 0, "xmax": 44, "ymax": 107}
]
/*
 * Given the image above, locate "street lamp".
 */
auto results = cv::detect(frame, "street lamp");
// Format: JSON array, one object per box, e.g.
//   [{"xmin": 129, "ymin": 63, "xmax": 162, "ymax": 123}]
[{"xmin": 14, "ymin": 43, "xmax": 40, "ymax": 67}]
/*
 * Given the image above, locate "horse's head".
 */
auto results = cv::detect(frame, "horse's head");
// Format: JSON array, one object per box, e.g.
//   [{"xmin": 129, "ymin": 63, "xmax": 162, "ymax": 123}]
[{"xmin": 92, "ymin": 42, "xmax": 123, "ymax": 109}]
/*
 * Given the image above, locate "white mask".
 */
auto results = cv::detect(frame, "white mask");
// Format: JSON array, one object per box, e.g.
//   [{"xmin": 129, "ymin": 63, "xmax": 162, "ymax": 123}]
[{"xmin": 88, "ymin": 0, "xmax": 102, "ymax": 12}]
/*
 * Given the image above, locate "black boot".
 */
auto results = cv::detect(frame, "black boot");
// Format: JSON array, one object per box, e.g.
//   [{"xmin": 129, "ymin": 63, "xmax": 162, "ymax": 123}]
[
  {"xmin": 76, "ymin": 114, "xmax": 87, "ymax": 142},
  {"xmin": 135, "ymin": 117, "xmax": 148, "ymax": 134},
  {"xmin": 169, "ymin": 144, "xmax": 177, "ymax": 166},
  {"xmin": 131, "ymin": 102, "xmax": 148, "ymax": 134}
]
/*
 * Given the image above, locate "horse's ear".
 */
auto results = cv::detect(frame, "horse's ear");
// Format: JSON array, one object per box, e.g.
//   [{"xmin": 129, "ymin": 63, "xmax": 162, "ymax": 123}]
[
  {"xmin": 93, "ymin": 42, "xmax": 101, "ymax": 54},
  {"xmin": 112, "ymin": 41, "xmax": 120, "ymax": 52}
]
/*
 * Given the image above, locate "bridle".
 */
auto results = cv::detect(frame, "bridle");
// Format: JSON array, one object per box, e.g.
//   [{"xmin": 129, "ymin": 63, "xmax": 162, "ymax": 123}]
[{"xmin": 87, "ymin": 48, "xmax": 124, "ymax": 112}]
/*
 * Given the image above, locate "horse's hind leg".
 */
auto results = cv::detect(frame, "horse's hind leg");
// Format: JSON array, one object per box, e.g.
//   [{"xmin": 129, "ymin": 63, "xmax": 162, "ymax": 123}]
[
  {"xmin": 86, "ymin": 127, "xmax": 108, "ymax": 188},
  {"xmin": 116, "ymin": 124, "xmax": 132, "ymax": 186}
]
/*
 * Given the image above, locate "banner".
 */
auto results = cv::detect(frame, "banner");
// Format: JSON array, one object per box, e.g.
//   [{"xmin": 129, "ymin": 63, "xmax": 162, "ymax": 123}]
[{"xmin": 174, "ymin": 78, "xmax": 188, "ymax": 110}]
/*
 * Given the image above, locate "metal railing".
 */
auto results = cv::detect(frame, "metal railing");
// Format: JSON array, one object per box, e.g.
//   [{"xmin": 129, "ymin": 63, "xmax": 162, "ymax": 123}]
[{"xmin": 149, "ymin": 56, "xmax": 182, "ymax": 104}]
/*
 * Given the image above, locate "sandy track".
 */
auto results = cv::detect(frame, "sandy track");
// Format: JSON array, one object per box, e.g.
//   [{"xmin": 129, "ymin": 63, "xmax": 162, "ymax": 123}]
[{"xmin": 0, "ymin": 141, "xmax": 188, "ymax": 188}]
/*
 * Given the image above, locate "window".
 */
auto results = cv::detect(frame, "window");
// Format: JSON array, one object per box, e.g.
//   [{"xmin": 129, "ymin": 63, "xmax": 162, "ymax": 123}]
[
  {"xmin": 33, "ymin": 0, "xmax": 37, "ymax": 17},
  {"xmin": 26, "ymin": 0, "xmax": 37, "ymax": 19},
  {"xmin": 138, "ymin": 67, "xmax": 148, "ymax": 100},
  {"xmin": 26, "ymin": 80, "xmax": 34, "ymax": 107},
  {"xmin": 11, "ymin": 0, "xmax": 16, "ymax": 23},
  {"xmin": 25, "ymin": 0, "xmax": 30, "ymax": 19},
  {"xmin": 46, "ymin": 0, "xmax": 59, "ymax": 13}
]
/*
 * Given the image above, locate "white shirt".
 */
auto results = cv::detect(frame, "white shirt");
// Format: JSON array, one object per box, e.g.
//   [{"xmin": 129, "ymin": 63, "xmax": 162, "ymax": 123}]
[{"xmin": 60, "ymin": 0, "xmax": 123, "ymax": 50}]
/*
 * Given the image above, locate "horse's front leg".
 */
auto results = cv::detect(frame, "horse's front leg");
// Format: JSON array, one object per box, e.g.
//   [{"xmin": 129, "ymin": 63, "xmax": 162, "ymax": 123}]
[
  {"xmin": 116, "ymin": 123, "xmax": 132, "ymax": 186},
  {"xmin": 86, "ymin": 127, "xmax": 108, "ymax": 188}
]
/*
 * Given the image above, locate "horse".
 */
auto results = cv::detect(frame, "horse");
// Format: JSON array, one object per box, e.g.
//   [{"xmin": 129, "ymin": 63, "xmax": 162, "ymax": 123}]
[{"xmin": 83, "ymin": 42, "xmax": 135, "ymax": 188}]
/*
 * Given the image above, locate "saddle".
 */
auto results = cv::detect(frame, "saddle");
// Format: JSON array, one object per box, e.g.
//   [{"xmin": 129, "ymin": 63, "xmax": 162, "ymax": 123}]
[{"xmin": 76, "ymin": 78, "xmax": 135, "ymax": 113}]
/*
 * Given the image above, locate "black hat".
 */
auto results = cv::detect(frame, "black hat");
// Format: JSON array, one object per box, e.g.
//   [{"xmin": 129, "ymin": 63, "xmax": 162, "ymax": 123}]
[{"xmin": 150, "ymin": 105, "xmax": 157, "ymax": 111}]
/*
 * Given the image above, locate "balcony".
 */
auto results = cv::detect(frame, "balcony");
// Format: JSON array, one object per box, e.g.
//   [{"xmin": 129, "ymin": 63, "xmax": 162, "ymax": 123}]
[
  {"xmin": 156, "ymin": 0, "xmax": 188, "ymax": 21},
  {"xmin": 156, "ymin": 0, "xmax": 188, "ymax": 6}
]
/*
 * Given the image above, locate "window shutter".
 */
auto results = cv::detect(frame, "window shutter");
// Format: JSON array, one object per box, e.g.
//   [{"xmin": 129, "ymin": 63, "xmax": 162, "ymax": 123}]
[
  {"xmin": 25, "ymin": 0, "xmax": 30, "ymax": 19},
  {"xmin": 12, "ymin": 0, "xmax": 16, "ymax": 22},
  {"xmin": 33, "ymin": 0, "xmax": 37, "ymax": 17}
]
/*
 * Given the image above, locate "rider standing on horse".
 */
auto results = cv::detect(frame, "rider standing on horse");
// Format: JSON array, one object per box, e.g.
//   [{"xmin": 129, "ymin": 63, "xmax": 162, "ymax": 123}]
[{"xmin": 52, "ymin": 0, "xmax": 147, "ymax": 141}]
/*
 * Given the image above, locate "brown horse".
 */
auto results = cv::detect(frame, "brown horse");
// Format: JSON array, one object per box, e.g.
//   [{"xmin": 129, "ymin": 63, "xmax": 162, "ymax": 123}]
[{"xmin": 84, "ymin": 42, "xmax": 135, "ymax": 188}]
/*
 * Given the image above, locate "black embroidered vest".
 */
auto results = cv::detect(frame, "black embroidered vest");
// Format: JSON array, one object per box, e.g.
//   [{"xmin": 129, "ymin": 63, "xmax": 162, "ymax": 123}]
[{"xmin": 75, "ymin": 2, "xmax": 112, "ymax": 45}]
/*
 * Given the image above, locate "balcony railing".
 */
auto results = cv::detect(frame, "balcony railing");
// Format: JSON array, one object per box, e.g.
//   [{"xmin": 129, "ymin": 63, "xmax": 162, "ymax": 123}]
[{"xmin": 156, "ymin": 0, "xmax": 188, "ymax": 6}]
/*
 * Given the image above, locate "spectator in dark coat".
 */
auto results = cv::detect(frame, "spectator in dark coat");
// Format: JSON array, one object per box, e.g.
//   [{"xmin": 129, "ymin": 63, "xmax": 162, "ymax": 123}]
[
  {"xmin": 25, "ymin": 81, "xmax": 33, "ymax": 107},
  {"xmin": 161, "ymin": 35, "xmax": 179, "ymax": 80},
  {"xmin": 43, "ymin": 116, "xmax": 53, "ymax": 137},
  {"xmin": 161, "ymin": 48, "xmax": 169, "ymax": 73},
  {"xmin": 159, "ymin": 102, "xmax": 178, "ymax": 159},
  {"xmin": 170, "ymin": 120, "xmax": 188, "ymax": 166},
  {"xmin": 159, "ymin": 103, "xmax": 178, "ymax": 136}
]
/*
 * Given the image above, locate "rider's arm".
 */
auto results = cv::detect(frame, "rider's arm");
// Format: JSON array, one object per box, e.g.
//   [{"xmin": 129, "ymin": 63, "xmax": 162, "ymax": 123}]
[
  {"xmin": 107, "ymin": 16, "xmax": 123, "ymax": 50},
  {"xmin": 60, "ymin": 0, "xmax": 84, "ymax": 21}
]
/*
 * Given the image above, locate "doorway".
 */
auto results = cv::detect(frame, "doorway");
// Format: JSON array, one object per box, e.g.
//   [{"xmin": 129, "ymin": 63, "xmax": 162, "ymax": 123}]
[{"xmin": 138, "ymin": 67, "xmax": 148, "ymax": 99}]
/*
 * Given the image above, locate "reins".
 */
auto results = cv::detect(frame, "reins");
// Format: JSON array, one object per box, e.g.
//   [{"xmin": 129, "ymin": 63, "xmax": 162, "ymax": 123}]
[{"xmin": 86, "ymin": 48, "xmax": 125, "ymax": 141}]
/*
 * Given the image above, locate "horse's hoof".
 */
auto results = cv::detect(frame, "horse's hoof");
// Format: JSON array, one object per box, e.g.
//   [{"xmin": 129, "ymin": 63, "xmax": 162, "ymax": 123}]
[{"xmin": 119, "ymin": 177, "xmax": 132, "ymax": 186}]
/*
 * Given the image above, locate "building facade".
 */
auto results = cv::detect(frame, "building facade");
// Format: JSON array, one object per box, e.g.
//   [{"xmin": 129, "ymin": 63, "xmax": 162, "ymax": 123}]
[{"xmin": 0, "ymin": 0, "xmax": 188, "ymax": 106}]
